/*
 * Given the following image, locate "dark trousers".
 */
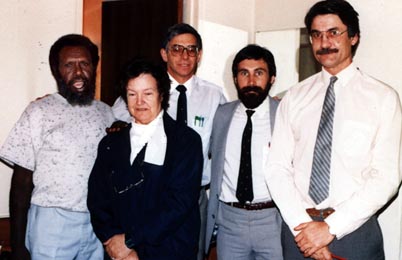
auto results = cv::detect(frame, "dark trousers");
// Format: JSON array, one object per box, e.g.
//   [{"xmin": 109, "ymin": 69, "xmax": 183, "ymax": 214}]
[{"xmin": 281, "ymin": 215, "xmax": 384, "ymax": 260}]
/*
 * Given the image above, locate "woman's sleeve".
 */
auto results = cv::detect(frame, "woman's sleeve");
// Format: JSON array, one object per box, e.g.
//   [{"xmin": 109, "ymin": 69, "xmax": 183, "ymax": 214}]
[{"xmin": 87, "ymin": 138, "xmax": 123, "ymax": 242}]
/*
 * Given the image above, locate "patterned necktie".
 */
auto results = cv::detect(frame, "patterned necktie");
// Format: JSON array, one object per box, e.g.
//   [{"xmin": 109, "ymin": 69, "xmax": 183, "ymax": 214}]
[
  {"xmin": 236, "ymin": 109, "xmax": 255, "ymax": 204},
  {"xmin": 176, "ymin": 85, "xmax": 187, "ymax": 125},
  {"xmin": 309, "ymin": 76, "xmax": 338, "ymax": 204}
]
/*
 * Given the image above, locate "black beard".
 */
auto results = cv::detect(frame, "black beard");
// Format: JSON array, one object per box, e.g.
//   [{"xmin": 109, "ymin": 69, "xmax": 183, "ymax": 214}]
[
  {"xmin": 58, "ymin": 77, "xmax": 95, "ymax": 106},
  {"xmin": 237, "ymin": 85, "xmax": 270, "ymax": 109}
]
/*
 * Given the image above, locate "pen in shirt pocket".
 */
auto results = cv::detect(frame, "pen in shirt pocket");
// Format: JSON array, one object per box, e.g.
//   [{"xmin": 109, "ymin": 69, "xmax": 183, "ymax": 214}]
[{"xmin": 194, "ymin": 115, "xmax": 205, "ymax": 127}]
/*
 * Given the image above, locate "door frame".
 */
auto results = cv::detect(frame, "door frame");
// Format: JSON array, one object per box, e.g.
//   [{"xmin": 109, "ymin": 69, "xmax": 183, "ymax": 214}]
[{"xmin": 82, "ymin": 0, "xmax": 183, "ymax": 100}]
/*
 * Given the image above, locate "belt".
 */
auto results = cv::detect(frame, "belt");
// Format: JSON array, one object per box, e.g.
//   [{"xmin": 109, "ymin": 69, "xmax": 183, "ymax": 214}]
[
  {"xmin": 200, "ymin": 184, "xmax": 210, "ymax": 190},
  {"xmin": 306, "ymin": 208, "xmax": 335, "ymax": 219},
  {"xmin": 224, "ymin": 201, "xmax": 275, "ymax": 210}
]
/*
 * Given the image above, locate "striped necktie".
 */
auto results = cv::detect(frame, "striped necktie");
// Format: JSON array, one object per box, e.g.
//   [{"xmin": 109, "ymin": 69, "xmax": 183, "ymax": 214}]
[{"xmin": 309, "ymin": 76, "xmax": 338, "ymax": 204}]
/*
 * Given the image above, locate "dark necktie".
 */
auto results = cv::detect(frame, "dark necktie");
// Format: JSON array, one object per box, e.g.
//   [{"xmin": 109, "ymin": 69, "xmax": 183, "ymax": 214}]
[
  {"xmin": 236, "ymin": 109, "xmax": 255, "ymax": 204},
  {"xmin": 309, "ymin": 76, "xmax": 338, "ymax": 204},
  {"xmin": 176, "ymin": 85, "xmax": 187, "ymax": 125}
]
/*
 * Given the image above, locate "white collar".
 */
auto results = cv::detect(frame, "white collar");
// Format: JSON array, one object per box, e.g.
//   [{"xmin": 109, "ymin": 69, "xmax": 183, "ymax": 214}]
[
  {"xmin": 321, "ymin": 62, "xmax": 358, "ymax": 89},
  {"xmin": 130, "ymin": 111, "xmax": 166, "ymax": 165},
  {"xmin": 169, "ymin": 74, "xmax": 196, "ymax": 96}
]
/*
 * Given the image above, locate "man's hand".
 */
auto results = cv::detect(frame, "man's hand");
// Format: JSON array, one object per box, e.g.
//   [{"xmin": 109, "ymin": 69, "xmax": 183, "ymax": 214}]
[
  {"xmin": 310, "ymin": 246, "xmax": 332, "ymax": 260},
  {"xmin": 123, "ymin": 250, "xmax": 140, "ymax": 260},
  {"xmin": 33, "ymin": 94, "xmax": 50, "ymax": 102},
  {"xmin": 294, "ymin": 221, "xmax": 334, "ymax": 257},
  {"xmin": 104, "ymin": 234, "xmax": 132, "ymax": 260},
  {"xmin": 106, "ymin": 120, "xmax": 129, "ymax": 133}
]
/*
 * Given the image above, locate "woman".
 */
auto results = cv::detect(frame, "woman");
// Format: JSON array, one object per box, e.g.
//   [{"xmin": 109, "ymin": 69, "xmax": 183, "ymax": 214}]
[{"xmin": 88, "ymin": 59, "xmax": 203, "ymax": 260}]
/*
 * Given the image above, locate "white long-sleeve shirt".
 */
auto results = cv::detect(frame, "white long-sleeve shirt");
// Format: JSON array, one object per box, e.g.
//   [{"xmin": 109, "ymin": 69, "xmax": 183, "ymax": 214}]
[
  {"xmin": 265, "ymin": 63, "xmax": 402, "ymax": 239},
  {"xmin": 220, "ymin": 98, "xmax": 272, "ymax": 203}
]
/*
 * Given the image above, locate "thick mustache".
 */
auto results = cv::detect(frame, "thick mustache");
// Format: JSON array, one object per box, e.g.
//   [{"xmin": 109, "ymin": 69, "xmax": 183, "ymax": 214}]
[
  {"xmin": 316, "ymin": 48, "xmax": 339, "ymax": 55},
  {"xmin": 72, "ymin": 76, "xmax": 87, "ymax": 82},
  {"xmin": 241, "ymin": 86, "xmax": 263, "ymax": 94},
  {"xmin": 69, "ymin": 76, "xmax": 88, "ymax": 85}
]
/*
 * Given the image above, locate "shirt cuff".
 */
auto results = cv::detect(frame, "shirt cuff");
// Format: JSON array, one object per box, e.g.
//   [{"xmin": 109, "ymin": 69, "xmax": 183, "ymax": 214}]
[{"xmin": 325, "ymin": 212, "xmax": 351, "ymax": 239}]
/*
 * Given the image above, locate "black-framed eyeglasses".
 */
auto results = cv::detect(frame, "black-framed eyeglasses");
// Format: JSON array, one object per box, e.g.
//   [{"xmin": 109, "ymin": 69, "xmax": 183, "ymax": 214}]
[
  {"xmin": 310, "ymin": 29, "xmax": 348, "ymax": 41},
  {"xmin": 168, "ymin": 44, "xmax": 199, "ymax": 57}
]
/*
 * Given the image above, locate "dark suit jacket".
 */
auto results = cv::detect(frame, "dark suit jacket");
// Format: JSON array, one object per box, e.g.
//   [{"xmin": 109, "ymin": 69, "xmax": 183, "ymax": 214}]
[
  {"xmin": 88, "ymin": 112, "xmax": 203, "ymax": 260},
  {"xmin": 205, "ymin": 97, "xmax": 279, "ymax": 253}
]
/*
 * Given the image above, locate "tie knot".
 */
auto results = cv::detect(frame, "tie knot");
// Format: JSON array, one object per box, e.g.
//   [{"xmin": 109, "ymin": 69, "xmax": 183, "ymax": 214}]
[
  {"xmin": 246, "ymin": 109, "xmax": 255, "ymax": 118},
  {"xmin": 329, "ymin": 76, "xmax": 338, "ymax": 85},
  {"xmin": 176, "ymin": 85, "xmax": 187, "ymax": 93}
]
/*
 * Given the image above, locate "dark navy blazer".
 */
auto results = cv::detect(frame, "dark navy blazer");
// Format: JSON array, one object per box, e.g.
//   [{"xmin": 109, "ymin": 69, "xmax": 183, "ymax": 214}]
[{"xmin": 88, "ymin": 112, "xmax": 203, "ymax": 260}]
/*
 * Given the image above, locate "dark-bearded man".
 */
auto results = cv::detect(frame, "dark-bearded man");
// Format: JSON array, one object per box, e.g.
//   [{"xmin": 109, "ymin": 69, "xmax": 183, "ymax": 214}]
[
  {"xmin": 205, "ymin": 44, "xmax": 283, "ymax": 259},
  {"xmin": 0, "ymin": 34, "xmax": 114, "ymax": 260}
]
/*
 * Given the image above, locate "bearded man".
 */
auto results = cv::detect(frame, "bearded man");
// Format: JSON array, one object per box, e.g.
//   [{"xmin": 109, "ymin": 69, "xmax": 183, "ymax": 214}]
[
  {"xmin": 205, "ymin": 44, "xmax": 283, "ymax": 259},
  {"xmin": 0, "ymin": 34, "xmax": 114, "ymax": 260}
]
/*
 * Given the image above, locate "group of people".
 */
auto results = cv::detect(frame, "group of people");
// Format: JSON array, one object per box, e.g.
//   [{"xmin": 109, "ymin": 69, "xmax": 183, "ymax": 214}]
[{"xmin": 0, "ymin": 0, "xmax": 401, "ymax": 260}]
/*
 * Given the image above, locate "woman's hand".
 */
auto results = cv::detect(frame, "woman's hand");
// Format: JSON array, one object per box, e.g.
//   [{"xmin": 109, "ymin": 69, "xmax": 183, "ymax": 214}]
[{"xmin": 104, "ymin": 234, "xmax": 132, "ymax": 260}]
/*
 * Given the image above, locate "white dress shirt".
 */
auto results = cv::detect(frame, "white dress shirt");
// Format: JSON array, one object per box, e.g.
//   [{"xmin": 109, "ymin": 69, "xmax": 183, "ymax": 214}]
[
  {"xmin": 167, "ymin": 75, "xmax": 226, "ymax": 186},
  {"xmin": 112, "ymin": 96, "xmax": 131, "ymax": 123},
  {"xmin": 265, "ymin": 63, "xmax": 402, "ymax": 239},
  {"xmin": 220, "ymin": 97, "xmax": 272, "ymax": 203}
]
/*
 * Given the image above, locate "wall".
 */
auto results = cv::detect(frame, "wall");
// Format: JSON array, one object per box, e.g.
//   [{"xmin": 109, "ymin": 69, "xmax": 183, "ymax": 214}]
[
  {"xmin": 353, "ymin": 1, "xmax": 402, "ymax": 259},
  {"xmin": 185, "ymin": 0, "xmax": 254, "ymax": 100},
  {"xmin": 0, "ymin": 0, "xmax": 83, "ymax": 217},
  {"xmin": 256, "ymin": 29, "xmax": 300, "ymax": 97}
]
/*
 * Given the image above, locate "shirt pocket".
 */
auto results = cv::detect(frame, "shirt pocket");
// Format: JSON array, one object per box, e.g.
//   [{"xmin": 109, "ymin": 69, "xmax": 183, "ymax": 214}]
[
  {"xmin": 191, "ymin": 115, "xmax": 209, "ymax": 129},
  {"xmin": 335, "ymin": 120, "xmax": 374, "ymax": 157}
]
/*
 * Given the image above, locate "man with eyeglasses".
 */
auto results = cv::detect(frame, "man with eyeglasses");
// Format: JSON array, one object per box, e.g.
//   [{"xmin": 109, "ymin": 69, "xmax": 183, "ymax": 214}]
[
  {"xmin": 113, "ymin": 23, "xmax": 226, "ymax": 260},
  {"xmin": 265, "ymin": 0, "xmax": 401, "ymax": 259}
]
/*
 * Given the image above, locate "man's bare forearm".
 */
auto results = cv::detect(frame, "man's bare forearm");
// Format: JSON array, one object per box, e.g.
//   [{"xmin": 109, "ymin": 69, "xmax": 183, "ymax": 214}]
[{"xmin": 9, "ymin": 165, "xmax": 33, "ymax": 259}]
